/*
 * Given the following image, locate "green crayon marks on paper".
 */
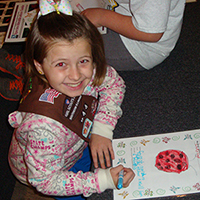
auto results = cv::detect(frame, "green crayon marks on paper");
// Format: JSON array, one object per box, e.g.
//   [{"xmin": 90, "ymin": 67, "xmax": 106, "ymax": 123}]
[
  {"xmin": 117, "ymin": 150, "xmax": 125, "ymax": 156},
  {"xmin": 132, "ymin": 190, "xmax": 140, "ymax": 198},
  {"xmin": 172, "ymin": 135, "xmax": 180, "ymax": 141},
  {"xmin": 130, "ymin": 141, "xmax": 137, "ymax": 146},
  {"xmin": 156, "ymin": 189, "xmax": 166, "ymax": 195},
  {"xmin": 182, "ymin": 186, "xmax": 191, "ymax": 192},
  {"xmin": 153, "ymin": 137, "xmax": 161, "ymax": 144},
  {"xmin": 194, "ymin": 133, "xmax": 200, "ymax": 139}
]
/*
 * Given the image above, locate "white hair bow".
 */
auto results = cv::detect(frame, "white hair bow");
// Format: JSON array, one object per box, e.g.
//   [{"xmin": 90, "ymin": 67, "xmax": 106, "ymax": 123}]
[{"xmin": 39, "ymin": 0, "xmax": 72, "ymax": 16}]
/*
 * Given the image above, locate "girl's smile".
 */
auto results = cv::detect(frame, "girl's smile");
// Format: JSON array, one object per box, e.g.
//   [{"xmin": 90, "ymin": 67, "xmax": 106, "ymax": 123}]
[
  {"xmin": 63, "ymin": 81, "xmax": 84, "ymax": 91},
  {"xmin": 34, "ymin": 38, "xmax": 94, "ymax": 97},
  {"xmin": 66, "ymin": 82, "xmax": 82, "ymax": 87}
]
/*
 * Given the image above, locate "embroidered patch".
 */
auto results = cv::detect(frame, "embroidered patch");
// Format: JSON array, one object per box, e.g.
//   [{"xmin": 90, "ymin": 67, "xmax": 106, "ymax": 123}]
[
  {"xmin": 91, "ymin": 99, "xmax": 98, "ymax": 116},
  {"xmin": 65, "ymin": 98, "xmax": 70, "ymax": 105},
  {"xmin": 39, "ymin": 88, "xmax": 61, "ymax": 104},
  {"xmin": 82, "ymin": 118, "xmax": 92, "ymax": 138}
]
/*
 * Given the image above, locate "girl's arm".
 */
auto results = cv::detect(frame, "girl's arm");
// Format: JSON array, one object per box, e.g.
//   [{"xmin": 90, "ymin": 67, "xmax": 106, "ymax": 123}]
[
  {"xmin": 20, "ymin": 114, "xmax": 116, "ymax": 196},
  {"xmin": 90, "ymin": 66, "xmax": 126, "ymax": 169},
  {"xmin": 81, "ymin": 8, "xmax": 163, "ymax": 42}
]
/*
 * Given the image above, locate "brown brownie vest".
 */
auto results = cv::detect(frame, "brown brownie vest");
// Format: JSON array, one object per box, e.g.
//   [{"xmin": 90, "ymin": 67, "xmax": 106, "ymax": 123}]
[{"xmin": 18, "ymin": 77, "xmax": 98, "ymax": 142}]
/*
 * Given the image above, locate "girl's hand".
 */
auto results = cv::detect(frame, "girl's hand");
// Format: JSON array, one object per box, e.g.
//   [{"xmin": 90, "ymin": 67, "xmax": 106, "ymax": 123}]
[
  {"xmin": 89, "ymin": 134, "xmax": 115, "ymax": 169},
  {"xmin": 110, "ymin": 165, "xmax": 135, "ymax": 189}
]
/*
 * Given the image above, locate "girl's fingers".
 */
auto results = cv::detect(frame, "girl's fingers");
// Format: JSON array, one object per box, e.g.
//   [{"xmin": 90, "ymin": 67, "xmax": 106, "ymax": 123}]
[
  {"xmin": 91, "ymin": 150, "xmax": 98, "ymax": 168},
  {"xmin": 123, "ymin": 168, "xmax": 135, "ymax": 188},
  {"xmin": 98, "ymin": 150, "xmax": 106, "ymax": 169}
]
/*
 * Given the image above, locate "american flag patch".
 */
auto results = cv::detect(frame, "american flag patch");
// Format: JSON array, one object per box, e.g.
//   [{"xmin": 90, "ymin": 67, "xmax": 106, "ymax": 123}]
[{"xmin": 39, "ymin": 88, "xmax": 61, "ymax": 104}]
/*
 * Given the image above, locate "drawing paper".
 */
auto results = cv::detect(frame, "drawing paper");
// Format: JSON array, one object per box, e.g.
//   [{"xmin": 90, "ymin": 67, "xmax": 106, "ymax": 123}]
[{"xmin": 113, "ymin": 129, "xmax": 200, "ymax": 199}]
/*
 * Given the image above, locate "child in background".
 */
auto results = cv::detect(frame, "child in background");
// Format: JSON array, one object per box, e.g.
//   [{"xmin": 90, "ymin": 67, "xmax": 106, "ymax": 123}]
[
  {"xmin": 81, "ymin": 0, "xmax": 186, "ymax": 71},
  {"xmin": 8, "ymin": 0, "xmax": 135, "ymax": 199}
]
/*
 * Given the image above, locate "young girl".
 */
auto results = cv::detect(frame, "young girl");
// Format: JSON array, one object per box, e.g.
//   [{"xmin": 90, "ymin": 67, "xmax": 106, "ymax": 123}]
[{"xmin": 8, "ymin": 0, "xmax": 135, "ymax": 199}]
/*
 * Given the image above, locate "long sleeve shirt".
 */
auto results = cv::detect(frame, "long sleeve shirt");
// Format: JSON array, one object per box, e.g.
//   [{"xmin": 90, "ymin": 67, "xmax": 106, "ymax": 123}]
[{"xmin": 8, "ymin": 66, "xmax": 125, "ymax": 197}]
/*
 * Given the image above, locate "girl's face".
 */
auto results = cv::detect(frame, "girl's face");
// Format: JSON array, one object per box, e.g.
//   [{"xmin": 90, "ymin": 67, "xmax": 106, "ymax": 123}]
[{"xmin": 34, "ymin": 38, "xmax": 94, "ymax": 97}]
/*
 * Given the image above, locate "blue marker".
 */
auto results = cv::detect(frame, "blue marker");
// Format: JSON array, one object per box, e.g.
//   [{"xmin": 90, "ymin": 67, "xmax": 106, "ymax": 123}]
[{"xmin": 117, "ymin": 169, "xmax": 124, "ymax": 189}]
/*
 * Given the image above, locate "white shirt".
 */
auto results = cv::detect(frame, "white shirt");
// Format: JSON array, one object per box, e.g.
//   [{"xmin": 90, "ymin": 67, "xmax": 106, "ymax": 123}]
[{"xmin": 115, "ymin": 0, "xmax": 186, "ymax": 69}]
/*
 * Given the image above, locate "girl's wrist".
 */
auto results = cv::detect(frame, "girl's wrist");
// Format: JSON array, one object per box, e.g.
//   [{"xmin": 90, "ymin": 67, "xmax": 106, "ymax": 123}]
[{"xmin": 95, "ymin": 168, "xmax": 116, "ymax": 192}]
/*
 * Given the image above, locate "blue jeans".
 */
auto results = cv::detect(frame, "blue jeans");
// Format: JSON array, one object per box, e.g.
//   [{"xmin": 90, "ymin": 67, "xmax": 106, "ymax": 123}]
[{"xmin": 54, "ymin": 146, "xmax": 92, "ymax": 200}]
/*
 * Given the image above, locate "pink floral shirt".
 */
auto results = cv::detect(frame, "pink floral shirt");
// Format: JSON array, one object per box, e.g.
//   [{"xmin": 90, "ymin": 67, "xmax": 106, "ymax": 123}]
[{"xmin": 8, "ymin": 66, "xmax": 125, "ymax": 197}]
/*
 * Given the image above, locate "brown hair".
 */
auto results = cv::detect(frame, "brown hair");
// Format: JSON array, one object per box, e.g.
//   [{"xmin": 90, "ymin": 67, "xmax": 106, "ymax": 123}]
[{"xmin": 25, "ymin": 11, "xmax": 107, "ymax": 86}]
